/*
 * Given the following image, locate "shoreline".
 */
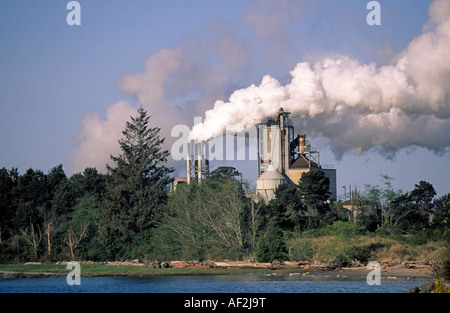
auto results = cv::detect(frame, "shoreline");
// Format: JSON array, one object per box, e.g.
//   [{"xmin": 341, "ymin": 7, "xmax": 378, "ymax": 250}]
[
  {"xmin": 0, "ymin": 260, "xmax": 435, "ymax": 281},
  {"xmin": 325, "ymin": 267, "xmax": 433, "ymax": 280}
]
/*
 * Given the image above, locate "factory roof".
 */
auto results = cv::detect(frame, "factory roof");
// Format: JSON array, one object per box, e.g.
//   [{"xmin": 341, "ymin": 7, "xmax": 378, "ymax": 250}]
[{"xmin": 290, "ymin": 157, "xmax": 319, "ymax": 169}]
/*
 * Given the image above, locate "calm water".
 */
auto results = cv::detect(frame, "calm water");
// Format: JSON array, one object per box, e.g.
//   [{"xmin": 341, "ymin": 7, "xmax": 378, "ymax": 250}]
[{"xmin": 0, "ymin": 274, "xmax": 427, "ymax": 293}]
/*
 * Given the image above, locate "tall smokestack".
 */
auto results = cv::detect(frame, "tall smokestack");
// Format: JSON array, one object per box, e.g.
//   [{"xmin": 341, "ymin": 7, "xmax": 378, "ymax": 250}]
[
  {"xmin": 205, "ymin": 141, "xmax": 210, "ymax": 178},
  {"xmin": 186, "ymin": 145, "xmax": 191, "ymax": 185},
  {"xmin": 277, "ymin": 107, "xmax": 291, "ymax": 174},
  {"xmin": 197, "ymin": 142, "xmax": 202, "ymax": 184},
  {"xmin": 187, "ymin": 141, "xmax": 209, "ymax": 184}
]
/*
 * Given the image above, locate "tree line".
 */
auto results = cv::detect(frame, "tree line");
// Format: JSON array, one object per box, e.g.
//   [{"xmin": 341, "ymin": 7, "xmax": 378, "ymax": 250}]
[{"xmin": 0, "ymin": 107, "xmax": 449, "ymax": 263}]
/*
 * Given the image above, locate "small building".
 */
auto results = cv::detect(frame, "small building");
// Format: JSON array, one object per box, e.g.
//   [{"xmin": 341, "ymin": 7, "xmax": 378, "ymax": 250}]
[{"xmin": 342, "ymin": 197, "xmax": 362, "ymax": 222}]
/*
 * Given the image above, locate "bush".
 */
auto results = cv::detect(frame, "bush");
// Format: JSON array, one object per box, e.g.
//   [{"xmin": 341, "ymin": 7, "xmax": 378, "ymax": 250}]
[
  {"xmin": 256, "ymin": 231, "xmax": 288, "ymax": 263},
  {"xmin": 300, "ymin": 228, "xmax": 325, "ymax": 238},
  {"xmin": 325, "ymin": 221, "xmax": 366, "ymax": 237},
  {"xmin": 441, "ymin": 257, "xmax": 450, "ymax": 279},
  {"xmin": 331, "ymin": 246, "xmax": 369, "ymax": 267},
  {"xmin": 405, "ymin": 233, "xmax": 428, "ymax": 247},
  {"xmin": 288, "ymin": 239, "xmax": 314, "ymax": 261},
  {"xmin": 434, "ymin": 279, "xmax": 450, "ymax": 293},
  {"xmin": 300, "ymin": 221, "xmax": 366, "ymax": 238}
]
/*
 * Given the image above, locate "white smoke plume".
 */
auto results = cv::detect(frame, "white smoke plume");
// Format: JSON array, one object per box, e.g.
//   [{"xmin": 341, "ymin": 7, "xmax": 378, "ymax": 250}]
[
  {"xmin": 190, "ymin": 0, "xmax": 450, "ymax": 159},
  {"xmin": 71, "ymin": 0, "xmax": 450, "ymax": 174},
  {"xmin": 71, "ymin": 101, "xmax": 136, "ymax": 173}
]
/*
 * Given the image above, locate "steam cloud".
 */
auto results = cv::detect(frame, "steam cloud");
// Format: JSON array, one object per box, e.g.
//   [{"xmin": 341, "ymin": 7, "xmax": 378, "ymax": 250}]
[
  {"xmin": 72, "ymin": 101, "xmax": 136, "ymax": 172},
  {"xmin": 72, "ymin": 0, "xmax": 450, "ymax": 174},
  {"xmin": 71, "ymin": 30, "xmax": 250, "ymax": 173},
  {"xmin": 190, "ymin": 0, "xmax": 450, "ymax": 159}
]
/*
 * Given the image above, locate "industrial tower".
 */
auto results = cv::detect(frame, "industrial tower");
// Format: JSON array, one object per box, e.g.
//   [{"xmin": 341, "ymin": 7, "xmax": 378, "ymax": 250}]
[{"xmin": 256, "ymin": 108, "xmax": 337, "ymax": 201}]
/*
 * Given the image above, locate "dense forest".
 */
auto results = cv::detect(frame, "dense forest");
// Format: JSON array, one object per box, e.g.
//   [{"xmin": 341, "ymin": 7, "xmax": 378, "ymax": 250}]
[{"xmin": 0, "ymin": 107, "xmax": 449, "ymax": 266}]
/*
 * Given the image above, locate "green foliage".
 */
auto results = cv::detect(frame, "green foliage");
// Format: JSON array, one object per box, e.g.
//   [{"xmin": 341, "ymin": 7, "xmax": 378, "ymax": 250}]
[
  {"xmin": 287, "ymin": 239, "xmax": 314, "ymax": 261},
  {"xmin": 390, "ymin": 180, "xmax": 436, "ymax": 233},
  {"xmin": 12, "ymin": 168, "xmax": 49, "ymax": 229},
  {"xmin": 154, "ymin": 177, "xmax": 249, "ymax": 261},
  {"xmin": 0, "ymin": 106, "xmax": 448, "ymax": 268},
  {"xmin": 269, "ymin": 183, "xmax": 305, "ymax": 231},
  {"xmin": 439, "ymin": 229, "xmax": 450, "ymax": 279},
  {"xmin": 0, "ymin": 167, "xmax": 16, "ymax": 238},
  {"xmin": 0, "ymin": 107, "xmax": 175, "ymax": 262},
  {"xmin": 209, "ymin": 166, "xmax": 242, "ymax": 183},
  {"xmin": 432, "ymin": 193, "xmax": 450, "ymax": 229},
  {"xmin": 331, "ymin": 246, "xmax": 369, "ymax": 267},
  {"xmin": 324, "ymin": 221, "xmax": 366, "ymax": 237},
  {"xmin": 301, "ymin": 221, "xmax": 365, "ymax": 238},
  {"xmin": 105, "ymin": 107, "xmax": 173, "ymax": 257},
  {"xmin": 297, "ymin": 170, "xmax": 333, "ymax": 229},
  {"xmin": 402, "ymin": 230, "xmax": 437, "ymax": 247},
  {"xmin": 441, "ymin": 258, "xmax": 450, "ymax": 280},
  {"xmin": 68, "ymin": 194, "xmax": 107, "ymax": 261},
  {"xmin": 268, "ymin": 177, "xmax": 339, "ymax": 233},
  {"xmin": 256, "ymin": 230, "xmax": 288, "ymax": 263}
]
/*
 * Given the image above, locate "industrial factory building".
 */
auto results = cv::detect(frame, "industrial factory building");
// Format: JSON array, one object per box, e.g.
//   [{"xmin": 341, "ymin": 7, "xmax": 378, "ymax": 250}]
[
  {"xmin": 183, "ymin": 107, "xmax": 337, "ymax": 202},
  {"xmin": 255, "ymin": 108, "xmax": 336, "ymax": 201}
]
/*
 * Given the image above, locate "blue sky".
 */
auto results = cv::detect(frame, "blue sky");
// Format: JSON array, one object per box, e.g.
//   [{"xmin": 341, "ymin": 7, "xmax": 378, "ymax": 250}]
[{"xmin": 1, "ymin": 0, "xmax": 448, "ymax": 197}]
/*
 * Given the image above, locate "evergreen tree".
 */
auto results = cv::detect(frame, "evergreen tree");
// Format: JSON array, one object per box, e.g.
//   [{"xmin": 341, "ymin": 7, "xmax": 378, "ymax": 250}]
[
  {"xmin": 433, "ymin": 193, "xmax": 450, "ymax": 229},
  {"xmin": 0, "ymin": 168, "xmax": 17, "ymax": 242},
  {"xmin": 105, "ymin": 107, "xmax": 173, "ymax": 256},
  {"xmin": 298, "ymin": 170, "xmax": 331, "ymax": 228},
  {"xmin": 392, "ymin": 180, "xmax": 436, "ymax": 233},
  {"xmin": 12, "ymin": 168, "xmax": 49, "ymax": 229},
  {"xmin": 269, "ymin": 183, "xmax": 306, "ymax": 231},
  {"xmin": 47, "ymin": 165, "xmax": 67, "ymax": 191}
]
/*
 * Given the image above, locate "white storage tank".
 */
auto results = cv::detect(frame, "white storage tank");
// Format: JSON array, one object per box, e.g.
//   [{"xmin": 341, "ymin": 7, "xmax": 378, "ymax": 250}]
[{"xmin": 256, "ymin": 165, "xmax": 287, "ymax": 201}]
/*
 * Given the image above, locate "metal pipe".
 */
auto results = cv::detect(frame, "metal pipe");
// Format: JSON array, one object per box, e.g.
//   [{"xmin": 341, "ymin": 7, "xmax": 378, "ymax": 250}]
[
  {"xmin": 204, "ymin": 141, "xmax": 209, "ymax": 178},
  {"xmin": 187, "ymin": 142, "xmax": 191, "ymax": 185},
  {"xmin": 198, "ymin": 147, "xmax": 202, "ymax": 184}
]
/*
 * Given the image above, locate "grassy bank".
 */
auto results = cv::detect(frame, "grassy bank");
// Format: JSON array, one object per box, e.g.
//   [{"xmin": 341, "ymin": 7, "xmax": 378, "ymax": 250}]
[
  {"xmin": 1, "ymin": 234, "xmax": 446, "ymax": 278},
  {"xmin": 0, "ymin": 263, "xmax": 310, "ymax": 277},
  {"xmin": 0, "ymin": 262, "xmax": 436, "ymax": 281},
  {"xmin": 287, "ymin": 235, "xmax": 447, "ymax": 265}
]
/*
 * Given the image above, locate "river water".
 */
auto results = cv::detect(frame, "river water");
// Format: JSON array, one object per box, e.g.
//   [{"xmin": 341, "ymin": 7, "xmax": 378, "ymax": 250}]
[{"xmin": 0, "ymin": 274, "xmax": 427, "ymax": 293}]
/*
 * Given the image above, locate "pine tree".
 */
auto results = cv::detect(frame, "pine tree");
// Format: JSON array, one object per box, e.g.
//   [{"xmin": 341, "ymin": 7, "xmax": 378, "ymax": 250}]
[
  {"xmin": 297, "ymin": 170, "xmax": 331, "ymax": 229},
  {"xmin": 105, "ymin": 107, "xmax": 173, "ymax": 254}
]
